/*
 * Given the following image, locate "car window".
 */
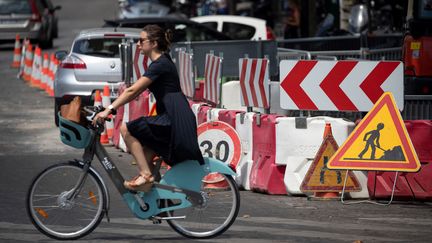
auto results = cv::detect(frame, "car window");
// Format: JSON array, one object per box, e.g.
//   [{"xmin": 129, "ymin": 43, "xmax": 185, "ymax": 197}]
[
  {"xmin": 200, "ymin": 21, "xmax": 218, "ymax": 30},
  {"xmin": 0, "ymin": 0, "xmax": 31, "ymax": 15},
  {"xmin": 174, "ymin": 23, "xmax": 221, "ymax": 42},
  {"xmin": 222, "ymin": 22, "xmax": 256, "ymax": 40},
  {"xmin": 35, "ymin": 0, "xmax": 46, "ymax": 13},
  {"xmin": 73, "ymin": 38, "xmax": 135, "ymax": 58}
]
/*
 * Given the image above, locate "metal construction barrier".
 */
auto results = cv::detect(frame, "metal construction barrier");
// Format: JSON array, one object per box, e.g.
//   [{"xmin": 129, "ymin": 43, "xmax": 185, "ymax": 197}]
[
  {"xmin": 403, "ymin": 95, "xmax": 432, "ymax": 120},
  {"xmin": 171, "ymin": 40, "xmax": 278, "ymax": 78},
  {"xmin": 277, "ymin": 33, "xmax": 403, "ymax": 51},
  {"xmin": 277, "ymin": 47, "xmax": 402, "ymax": 63}
]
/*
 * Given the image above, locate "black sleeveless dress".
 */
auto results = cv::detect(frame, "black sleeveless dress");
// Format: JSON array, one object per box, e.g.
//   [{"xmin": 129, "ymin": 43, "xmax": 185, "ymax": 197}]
[{"xmin": 126, "ymin": 53, "xmax": 204, "ymax": 166}]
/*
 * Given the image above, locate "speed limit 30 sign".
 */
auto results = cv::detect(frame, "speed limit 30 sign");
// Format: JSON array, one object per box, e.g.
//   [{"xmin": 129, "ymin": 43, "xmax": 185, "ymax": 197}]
[{"xmin": 197, "ymin": 121, "xmax": 242, "ymax": 169}]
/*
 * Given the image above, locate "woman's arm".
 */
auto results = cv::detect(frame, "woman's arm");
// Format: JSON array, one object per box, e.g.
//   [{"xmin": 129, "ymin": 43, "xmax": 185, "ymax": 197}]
[
  {"xmin": 92, "ymin": 76, "xmax": 152, "ymax": 124},
  {"xmin": 110, "ymin": 76, "xmax": 153, "ymax": 110}
]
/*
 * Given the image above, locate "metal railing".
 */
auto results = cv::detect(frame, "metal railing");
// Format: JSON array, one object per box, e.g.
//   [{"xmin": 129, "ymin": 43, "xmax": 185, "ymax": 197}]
[
  {"xmin": 277, "ymin": 47, "xmax": 402, "ymax": 63},
  {"xmin": 277, "ymin": 33, "xmax": 403, "ymax": 51}
]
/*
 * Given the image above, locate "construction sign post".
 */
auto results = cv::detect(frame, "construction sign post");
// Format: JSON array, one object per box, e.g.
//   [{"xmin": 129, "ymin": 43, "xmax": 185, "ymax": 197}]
[
  {"xmin": 301, "ymin": 133, "xmax": 361, "ymax": 193},
  {"xmin": 328, "ymin": 92, "xmax": 421, "ymax": 172}
]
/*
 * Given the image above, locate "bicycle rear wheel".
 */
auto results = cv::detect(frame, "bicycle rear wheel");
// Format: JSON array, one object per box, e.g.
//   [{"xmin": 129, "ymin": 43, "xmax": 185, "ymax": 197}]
[
  {"xmin": 26, "ymin": 161, "xmax": 106, "ymax": 240},
  {"xmin": 166, "ymin": 174, "xmax": 240, "ymax": 239}
]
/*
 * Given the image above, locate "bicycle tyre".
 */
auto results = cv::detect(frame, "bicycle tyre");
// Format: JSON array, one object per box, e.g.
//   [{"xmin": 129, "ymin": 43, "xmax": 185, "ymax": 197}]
[
  {"xmin": 166, "ymin": 174, "xmax": 240, "ymax": 239},
  {"xmin": 26, "ymin": 161, "xmax": 106, "ymax": 240}
]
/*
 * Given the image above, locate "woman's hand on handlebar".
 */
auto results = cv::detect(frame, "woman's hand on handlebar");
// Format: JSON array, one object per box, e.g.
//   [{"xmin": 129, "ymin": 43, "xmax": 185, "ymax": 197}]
[{"xmin": 92, "ymin": 109, "xmax": 111, "ymax": 126}]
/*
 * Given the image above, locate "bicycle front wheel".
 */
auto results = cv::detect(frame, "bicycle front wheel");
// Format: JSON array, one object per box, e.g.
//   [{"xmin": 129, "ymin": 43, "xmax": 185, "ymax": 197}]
[
  {"xmin": 166, "ymin": 174, "xmax": 240, "ymax": 239},
  {"xmin": 26, "ymin": 161, "xmax": 106, "ymax": 240}
]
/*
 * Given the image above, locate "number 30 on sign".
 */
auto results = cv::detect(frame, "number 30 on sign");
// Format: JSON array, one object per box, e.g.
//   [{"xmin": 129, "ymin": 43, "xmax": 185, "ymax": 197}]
[{"xmin": 197, "ymin": 121, "xmax": 242, "ymax": 169}]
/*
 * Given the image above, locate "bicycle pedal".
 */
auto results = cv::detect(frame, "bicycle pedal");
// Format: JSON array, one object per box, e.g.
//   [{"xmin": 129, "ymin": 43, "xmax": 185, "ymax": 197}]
[{"xmin": 153, "ymin": 219, "xmax": 162, "ymax": 224}]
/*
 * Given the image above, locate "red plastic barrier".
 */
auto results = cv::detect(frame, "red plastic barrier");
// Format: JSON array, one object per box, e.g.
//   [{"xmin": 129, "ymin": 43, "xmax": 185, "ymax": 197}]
[
  {"xmin": 197, "ymin": 105, "xmax": 213, "ymax": 125},
  {"xmin": 367, "ymin": 171, "xmax": 414, "ymax": 200},
  {"xmin": 129, "ymin": 90, "xmax": 150, "ymax": 121},
  {"xmin": 112, "ymin": 84, "xmax": 127, "ymax": 148},
  {"xmin": 249, "ymin": 114, "xmax": 286, "ymax": 195},
  {"xmin": 194, "ymin": 80, "xmax": 204, "ymax": 101},
  {"xmin": 404, "ymin": 120, "xmax": 432, "ymax": 162},
  {"xmin": 368, "ymin": 120, "xmax": 432, "ymax": 201},
  {"xmin": 218, "ymin": 110, "xmax": 244, "ymax": 129}
]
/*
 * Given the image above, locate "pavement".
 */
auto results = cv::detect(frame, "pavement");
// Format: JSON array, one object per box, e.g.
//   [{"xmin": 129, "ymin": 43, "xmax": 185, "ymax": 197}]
[{"xmin": 0, "ymin": 1, "xmax": 431, "ymax": 242}]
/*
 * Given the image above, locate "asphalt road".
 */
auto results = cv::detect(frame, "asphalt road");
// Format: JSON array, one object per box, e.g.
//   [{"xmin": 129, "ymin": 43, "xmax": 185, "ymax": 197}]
[{"xmin": 0, "ymin": 1, "xmax": 432, "ymax": 242}]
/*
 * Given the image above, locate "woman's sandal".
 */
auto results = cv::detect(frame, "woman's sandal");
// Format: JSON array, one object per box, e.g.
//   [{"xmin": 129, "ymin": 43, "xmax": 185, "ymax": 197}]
[{"xmin": 124, "ymin": 174, "xmax": 155, "ymax": 192}]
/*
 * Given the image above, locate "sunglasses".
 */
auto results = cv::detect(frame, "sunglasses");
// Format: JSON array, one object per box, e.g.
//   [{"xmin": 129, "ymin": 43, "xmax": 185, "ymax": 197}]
[{"xmin": 138, "ymin": 38, "xmax": 150, "ymax": 43}]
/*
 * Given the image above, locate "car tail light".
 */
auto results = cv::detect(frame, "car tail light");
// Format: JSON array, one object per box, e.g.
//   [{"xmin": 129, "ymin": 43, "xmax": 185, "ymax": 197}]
[
  {"xmin": 29, "ymin": 0, "xmax": 41, "ymax": 22},
  {"xmin": 266, "ymin": 26, "xmax": 276, "ymax": 40},
  {"xmin": 30, "ymin": 14, "xmax": 41, "ymax": 22},
  {"xmin": 60, "ymin": 55, "xmax": 87, "ymax": 69}
]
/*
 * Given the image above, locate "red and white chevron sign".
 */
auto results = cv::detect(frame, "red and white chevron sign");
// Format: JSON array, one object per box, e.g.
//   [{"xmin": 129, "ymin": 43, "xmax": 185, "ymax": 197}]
[
  {"xmin": 204, "ymin": 53, "xmax": 222, "ymax": 105},
  {"xmin": 279, "ymin": 60, "xmax": 404, "ymax": 111},
  {"xmin": 178, "ymin": 50, "xmax": 195, "ymax": 98},
  {"xmin": 132, "ymin": 44, "xmax": 151, "ymax": 81},
  {"xmin": 239, "ymin": 58, "xmax": 270, "ymax": 108}
]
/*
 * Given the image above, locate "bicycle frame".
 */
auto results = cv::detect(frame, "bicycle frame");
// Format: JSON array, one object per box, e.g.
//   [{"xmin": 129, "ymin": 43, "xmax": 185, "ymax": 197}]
[{"xmin": 73, "ymin": 129, "xmax": 236, "ymax": 220}]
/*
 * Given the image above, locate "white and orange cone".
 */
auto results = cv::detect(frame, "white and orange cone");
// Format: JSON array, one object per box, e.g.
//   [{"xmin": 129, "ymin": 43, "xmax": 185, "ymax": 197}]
[
  {"xmin": 30, "ymin": 46, "xmax": 42, "ymax": 88},
  {"xmin": 23, "ymin": 43, "xmax": 34, "ymax": 82},
  {"xmin": 40, "ymin": 53, "xmax": 49, "ymax": 91},
  {"xmin": 203, "ymin": 172, "xmax": 229, "ymax": 190},
  {"xmin": 48, "ymin": 57, "xmax": 59, "ymax": 97},
  {"xmin": 46, "ymin": 54, "xmax": 55, "ymax": 95},
  {"xmin": 102, "ymin": 86, "xmax": 114, "ymax": 145},
  {"xmin": 96, "ymin": 89, "xmax": 109, "ymax": 145},
  {"xmin": 17, "ymin": 39, "xmax": 28, "ymax": 78},
  {"xmin": 11, "ymin": 34, "xmax": 21, "ymax": 68}
]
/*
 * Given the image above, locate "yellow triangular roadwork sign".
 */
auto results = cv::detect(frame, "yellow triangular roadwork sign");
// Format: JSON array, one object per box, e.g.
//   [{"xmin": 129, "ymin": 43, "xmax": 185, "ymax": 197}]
[
  {"xmin": 300, "ymin": 134, "xmax": 361, "ymax": 192},
  {"xmin": 328, "ymin": 92, "xmax": 420, "ymax": 172}
]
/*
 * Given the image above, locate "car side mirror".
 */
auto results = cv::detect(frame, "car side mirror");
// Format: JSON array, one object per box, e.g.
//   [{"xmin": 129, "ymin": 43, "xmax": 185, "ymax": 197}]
[{"xmin": 55, "ymin": 50, "xmax": 68, "ymax": 61}]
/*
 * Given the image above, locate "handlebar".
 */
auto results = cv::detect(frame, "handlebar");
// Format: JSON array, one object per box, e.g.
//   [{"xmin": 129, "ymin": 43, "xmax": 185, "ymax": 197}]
[{"xmin": 83, "ymin": 106, "xmax": 111, "ymax": 128}]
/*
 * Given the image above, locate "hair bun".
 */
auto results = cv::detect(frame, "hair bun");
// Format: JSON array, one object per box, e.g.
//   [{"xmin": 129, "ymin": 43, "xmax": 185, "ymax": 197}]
[{"xmin": 165, "ymin": 29, "xmax": 173, "ymax": 45}]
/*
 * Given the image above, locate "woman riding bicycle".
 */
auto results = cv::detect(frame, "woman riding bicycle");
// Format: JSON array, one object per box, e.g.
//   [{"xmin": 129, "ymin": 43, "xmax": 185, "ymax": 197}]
[{"xmin": 93, "ymin": 25, "xmax": 204, "ymax": 192}]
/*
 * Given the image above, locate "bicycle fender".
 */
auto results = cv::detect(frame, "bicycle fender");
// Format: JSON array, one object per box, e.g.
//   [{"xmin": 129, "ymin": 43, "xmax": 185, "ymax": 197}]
[
  {"xmin": 160, "ymin": 157, "xmax": 236, "ymax": 192},
  {"xmin": 205, "ymin": 157, "xmax": 237, "ymax": 176}
]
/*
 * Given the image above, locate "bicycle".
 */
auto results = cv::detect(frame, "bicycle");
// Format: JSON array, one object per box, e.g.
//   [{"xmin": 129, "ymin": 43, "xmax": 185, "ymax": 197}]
[{"xmin": 26, "ymin": 106, "xmax": 240, "ymax": 240}]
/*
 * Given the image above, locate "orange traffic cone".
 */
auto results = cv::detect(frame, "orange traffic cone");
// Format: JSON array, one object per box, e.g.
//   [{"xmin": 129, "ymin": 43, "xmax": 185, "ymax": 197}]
[
  {"xmin": 95, "ymin": 90, "xmax": 109, "ymax": 144},
  {"xmin": 203, "ymin": 172, "xmax": 229, "ymax": 190},
  {"xmin": 23, "ymin": 43, "xmax": 33, "ymax": 82},
  {"xmin": 17, "ymin": 39, "xmax": 28, "ymax": 78},
  {"xmin": 94, "ymin": 90, "xmax": 102, "ymax": 107},
  {"xmin": 102, "ymin": 86, "xmax": 114, "ymax": 144},
  {"xmin": 30, "ymin": 46, "xmax": 42, "ymax": 88},
  {"xmin": 49, "ymin": 58, "xmax": 59, "ymax": 97},
  {"xmin": 46, "ymin": 56, "xmax": 57, "ymax": 97},
  {"xmin": 40, "ymin": 53, "xmax": 49, "ymax": 91},
  {"xmin": 11, "ymin": 34, "xmax": 21, "ymax": 68},
  {"xmin": 312, "ymin": 123, "xmax": 340, "ymax": 200}
]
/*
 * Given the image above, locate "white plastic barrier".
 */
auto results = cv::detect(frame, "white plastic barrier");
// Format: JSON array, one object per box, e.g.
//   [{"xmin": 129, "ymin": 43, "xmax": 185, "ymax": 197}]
[
  {"xmin": 191, "ymin": 103, "xmax": 202, "ymax": 125},
  {"xmin": 348, "ymin": 171, "xmax": 369, "ymax": 198},
  {"xmin": 207, "ymin": 108, "xmax": 224, "ymax": 122},
  {"xmin": 234, "ymin": 112, "xmax": 255, "ymax": 190},
  {"xmin": 275, "ymin": 116, "xmax": 368, "ymax": 198},
  {"xmin": 221, "ymin": 81, "xmax": 245, "ymax": 111},
  {"xmin": 221, "ymin": 81, "xmax": 289, "ymax": 116}
]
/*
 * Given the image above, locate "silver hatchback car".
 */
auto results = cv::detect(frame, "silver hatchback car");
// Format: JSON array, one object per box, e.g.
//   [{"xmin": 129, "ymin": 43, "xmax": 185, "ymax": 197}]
[{"xmin": 54, "ymin": 27, "xmax": 140, "ymax": 125}]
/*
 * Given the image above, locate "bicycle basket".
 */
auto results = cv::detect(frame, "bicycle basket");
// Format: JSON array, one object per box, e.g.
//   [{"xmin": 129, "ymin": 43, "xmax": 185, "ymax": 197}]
[{"xmin": 58, "ymin": 112, "xmax": 92, "ymax": 149}]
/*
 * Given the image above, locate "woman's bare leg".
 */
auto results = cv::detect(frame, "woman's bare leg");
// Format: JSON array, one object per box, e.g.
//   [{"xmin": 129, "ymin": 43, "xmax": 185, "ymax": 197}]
[{"xmin": 120, "ymin": 124, "xmax": 155, "ymax": 178}]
